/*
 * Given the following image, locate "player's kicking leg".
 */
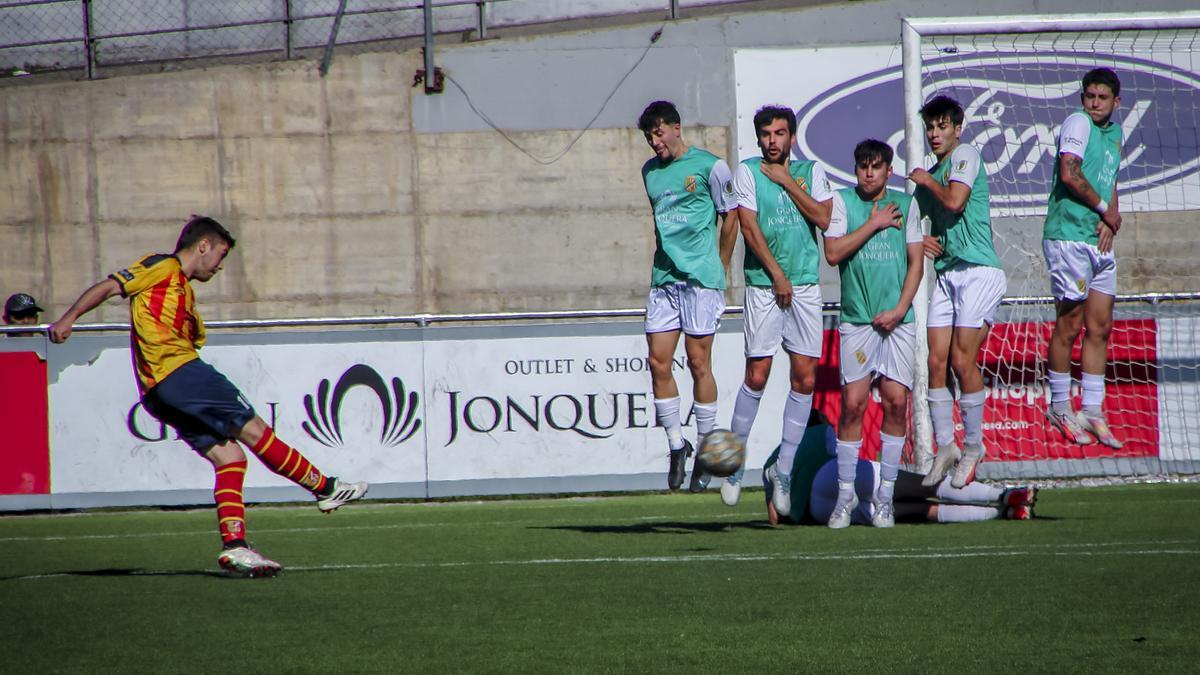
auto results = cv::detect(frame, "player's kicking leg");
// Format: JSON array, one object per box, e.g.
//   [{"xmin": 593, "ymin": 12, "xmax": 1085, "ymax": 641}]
[{"xmin": 236, "ymin": 417, "xmax": 369, "ymax": 512}]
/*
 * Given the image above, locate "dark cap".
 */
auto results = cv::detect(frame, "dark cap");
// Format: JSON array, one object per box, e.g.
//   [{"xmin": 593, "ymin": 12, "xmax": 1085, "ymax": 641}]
[{"xmin": 4, "ymin": 293, "xmax": 44, "ymax": 316}]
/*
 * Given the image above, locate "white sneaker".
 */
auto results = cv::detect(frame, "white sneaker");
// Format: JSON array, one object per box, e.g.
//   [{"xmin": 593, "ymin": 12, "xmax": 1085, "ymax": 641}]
[
  {"xmin": 870, "ymin": 498, "xmax": 895, "ymax": 528},
  {"xmin": 1048, "ymin": 408, "xmax": 1093, "ymax": 445},
  {"xmin": 921, "ymin": 443, "xmax": 962, "ymax": 487},
  {"xmin": 827, "ymin": 492, "xmax": 859, "ymax": 529},
  {"xmin": 720, "ymin": 466, "xmax": 743, "ymax": 507},
  {"xmin": 218, "ymin": 546, "xmax": 282, "ymax": 578},
  {"xmin": 765, "ymin": 464, "xmax": 792, "ymax": 517},
  {"xmin": 951, "ymin": 443, "xmax": 985, "ymax": 489},
  {"xmin": 317, "ymin": 478, "xmax": 369, "ymax": 513},
  {"xmin": 1078, "ymin": 412, "xmax": 1124, "ymax": 449}
]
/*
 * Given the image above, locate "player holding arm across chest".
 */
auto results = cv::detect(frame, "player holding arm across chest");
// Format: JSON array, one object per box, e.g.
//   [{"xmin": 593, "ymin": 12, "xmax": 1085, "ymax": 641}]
[
  {"xmin": 724, "ymin": 104, "xmax": 833, "ymax": 513},
  {"xmin": 637, "ymin": 100, "xmax": 739, "ymax": 493},
  {"xmin": 1041, "ymin": 68, "xmax": 1126, "ymax": 450},
  {"xmin": 907, "ymin": 95, "xmax": 1007, "ymax": 489},
  {"xmin": 822, "ymin": 139, "xmax": 924, "ymax": 530}
]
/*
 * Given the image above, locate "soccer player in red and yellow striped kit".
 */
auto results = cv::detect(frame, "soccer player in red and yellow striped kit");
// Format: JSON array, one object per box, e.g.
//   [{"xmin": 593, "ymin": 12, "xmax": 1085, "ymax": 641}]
[{"xmin": 50, "ymin": 216, "xmax": 368, "ymax": 577}]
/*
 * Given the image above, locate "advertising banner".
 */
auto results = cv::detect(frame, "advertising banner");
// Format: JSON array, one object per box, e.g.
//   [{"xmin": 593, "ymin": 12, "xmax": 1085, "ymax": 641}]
[{"xmin": 734, "ymin": 46, "xmax": 1200, "ymax": 214}]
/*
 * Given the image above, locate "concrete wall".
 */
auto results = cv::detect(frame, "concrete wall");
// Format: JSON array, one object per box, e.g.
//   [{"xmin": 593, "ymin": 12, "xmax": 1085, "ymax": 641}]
[{"xmin": 2, "ymin": 0, "xmax": 1197, "ymax": 322}]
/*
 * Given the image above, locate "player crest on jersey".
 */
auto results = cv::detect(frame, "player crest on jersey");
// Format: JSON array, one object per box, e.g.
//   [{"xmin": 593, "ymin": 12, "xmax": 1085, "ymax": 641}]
[
  {"xmin": 796, "ymin": 177, "xmax": 810, "ymax": 193},
  {"xmin": 684, "ymin": 175, "xmax": 698, "ymax": 193},
  {"xmin": 957, "ymin": 159, "xmax": 968, "ymax": 171}
]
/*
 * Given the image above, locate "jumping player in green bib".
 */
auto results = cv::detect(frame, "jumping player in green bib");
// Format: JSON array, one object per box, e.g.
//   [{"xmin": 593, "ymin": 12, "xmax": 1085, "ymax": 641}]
[
  {"xmin": 1042, "ymin": 68, "xmax": 1125, "ymax": 449},
  {"xmin": 637, "ymin": 101, "xmax": 739, "ymax": 491},
  {"xmin": 908, "ymin": 95, "xmax": 1006, "ymax": 489},
  {"xmin": 728, "ymin": 105, "xmax": 833, "ymax": 513},
  {"xmin": 823, "ymin": 139, "xmax": 924, "ymax": 529}
]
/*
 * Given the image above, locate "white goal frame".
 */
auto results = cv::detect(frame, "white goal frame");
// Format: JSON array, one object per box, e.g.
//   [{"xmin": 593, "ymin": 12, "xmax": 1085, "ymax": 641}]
[{"xmin": 901, "ymin": 11, "xmax": 1200, "ymax": 463}]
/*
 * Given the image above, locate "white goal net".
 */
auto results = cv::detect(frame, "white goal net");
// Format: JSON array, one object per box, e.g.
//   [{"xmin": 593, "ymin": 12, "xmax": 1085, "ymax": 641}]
[{"xmin": 902, "ymin": 13, "xmax": 1200, "ymax": 483}]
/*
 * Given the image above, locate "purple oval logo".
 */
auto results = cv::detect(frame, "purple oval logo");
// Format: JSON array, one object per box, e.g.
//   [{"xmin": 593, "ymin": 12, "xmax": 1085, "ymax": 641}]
[{"xmin": 796, "ymin": 53, "xmax": 1200, "ymax": 212}]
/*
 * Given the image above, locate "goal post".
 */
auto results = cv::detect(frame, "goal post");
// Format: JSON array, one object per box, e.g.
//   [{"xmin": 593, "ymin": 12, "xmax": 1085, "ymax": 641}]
[{"xmin": 900, "ymin": 12, "xmax": 1200, "ymax": 483}]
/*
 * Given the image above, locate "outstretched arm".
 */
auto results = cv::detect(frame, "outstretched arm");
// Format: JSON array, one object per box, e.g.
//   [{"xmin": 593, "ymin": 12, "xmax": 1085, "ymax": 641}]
[{"xmin": 49, "ymin": 278, "xmax": 121, "ymax": 343}]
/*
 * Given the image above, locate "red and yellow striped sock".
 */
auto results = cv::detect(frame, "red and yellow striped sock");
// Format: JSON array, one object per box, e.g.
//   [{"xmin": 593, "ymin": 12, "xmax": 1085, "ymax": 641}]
[
  {"xmin": 251, "ymin": 427, "xmax": 329, "ymax": 495},
  {"xmin": 214, "ymin": 460, "xmax": 248, "ymax": 545}
]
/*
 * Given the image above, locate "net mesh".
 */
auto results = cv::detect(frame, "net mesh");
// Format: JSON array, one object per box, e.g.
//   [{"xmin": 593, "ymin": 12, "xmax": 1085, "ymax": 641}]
[{"xmin": 908, "ymin": 26, "xmax": 1200, "ymax": 483}]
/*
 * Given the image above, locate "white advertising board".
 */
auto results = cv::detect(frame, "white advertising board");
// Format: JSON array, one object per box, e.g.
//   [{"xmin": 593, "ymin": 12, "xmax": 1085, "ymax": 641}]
[{"xmin": 48, "ymin": 324, "xmax": 799, "ymax": 502}]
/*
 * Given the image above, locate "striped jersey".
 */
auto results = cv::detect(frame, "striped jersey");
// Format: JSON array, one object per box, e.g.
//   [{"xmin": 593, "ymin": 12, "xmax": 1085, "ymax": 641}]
[{"xmin": 109, "ymin": 254, "xmax": 205, "ymax": 393}]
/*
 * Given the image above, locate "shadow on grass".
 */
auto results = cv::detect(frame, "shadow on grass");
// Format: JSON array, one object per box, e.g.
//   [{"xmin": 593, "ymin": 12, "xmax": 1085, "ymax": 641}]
[
  {"xmin": 0, "ymin": 567, "xmax": 336, "ymax": 582},
  {"xmin": 534, "ymin": 519, "xmax": 776, "ymax": 535}
]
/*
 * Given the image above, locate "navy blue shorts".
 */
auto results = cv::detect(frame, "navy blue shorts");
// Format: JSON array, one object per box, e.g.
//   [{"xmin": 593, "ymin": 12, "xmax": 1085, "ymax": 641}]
[{"xmin": 142, "ymin": 359, "xmax": 256, "ymax": 454}]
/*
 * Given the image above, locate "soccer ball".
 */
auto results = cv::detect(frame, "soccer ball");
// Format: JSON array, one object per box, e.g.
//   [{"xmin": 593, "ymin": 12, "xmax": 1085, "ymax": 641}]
[{"xmin": 697, "ymin": 429, "xmax": 745, "ymax": 478}]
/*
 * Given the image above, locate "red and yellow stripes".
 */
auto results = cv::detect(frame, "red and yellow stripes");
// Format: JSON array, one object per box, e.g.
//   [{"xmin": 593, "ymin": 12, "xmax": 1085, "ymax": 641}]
[
  {"xmin": 251, "ymin": 427, "xmax": 328, "ymax": 494},
  {"xmin": 214, "ymin": 460, "xmax": 247, "ymax": 545}
]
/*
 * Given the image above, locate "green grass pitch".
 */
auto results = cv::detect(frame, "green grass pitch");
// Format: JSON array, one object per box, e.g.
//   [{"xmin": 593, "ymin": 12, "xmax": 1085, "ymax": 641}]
[{"xmin": 3, "ymin": 484, "xmax": 1199, "ymax": 674}]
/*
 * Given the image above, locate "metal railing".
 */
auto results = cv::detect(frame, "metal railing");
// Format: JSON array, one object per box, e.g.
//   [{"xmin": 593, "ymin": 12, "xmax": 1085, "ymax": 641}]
[
  {"xmin": 4, "ymin": 291, "xmax": 1199, "ymax": 336},
  {"xmin": 0, "ymin": 0, "xmax": 756, "ymax": 82}
]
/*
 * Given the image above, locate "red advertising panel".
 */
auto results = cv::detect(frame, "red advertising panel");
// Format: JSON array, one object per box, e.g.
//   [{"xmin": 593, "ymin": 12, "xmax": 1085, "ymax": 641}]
[
  {"xmin": 806, "ymin": 319, "xmax": 1158, "ymax": 462},
  {"xmin": 979, "ymin": 319, "xmax": 1158, "ymax": 460},
  {"xmin": 0, "ymin": 351, "xmax": 51, "ymax": 494}
]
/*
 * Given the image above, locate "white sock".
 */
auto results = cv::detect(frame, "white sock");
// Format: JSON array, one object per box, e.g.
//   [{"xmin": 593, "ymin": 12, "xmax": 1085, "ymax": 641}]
[
  {"xmin": 776, "ymin": 390, "xmax": 814, "ymax": 475},
  {"xmin": 928, "ymin": 387, "xmax": 956, "ymax": 447},
  {"xmin": 836, "ymin": 439, "xmax": 861, "ymax": 500},
  {"xmin": 937, "ymin": 504, "xmax": 1001, "ymax": 522},
  {"xmin": 1081, "ymin": 372, "xmax": 1105, "ymax": 416},
  {"xmin": 693, "ymin": 401, "xmax": 718, "ymax": 444},
  {"xmin": 959, "ymin": 390, "xmax": 986, "ymax": 447},
  {"xmin": 730, "ymin": 383, "xmax": 763, "ymax": 441},
  {"xmin": 936, "ymin": 479, "xmax": 1003, "ymax": 503},
  {"xmin": 654, "ymin": 397, "xmax": 685, "ymax": 450},
  {"xmin": 877, "ymin": 432, "xmax": 904, "ymax": 503},
  {"xmin": 1048, "ymin": 370, "xmax": 1072, "ymax": 414}
]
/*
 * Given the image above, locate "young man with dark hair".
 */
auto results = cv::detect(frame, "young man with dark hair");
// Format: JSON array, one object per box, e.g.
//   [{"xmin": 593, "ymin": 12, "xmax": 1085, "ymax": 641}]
[
  {"xmin": 727, "ymin": 104, "xmax": 833, "ymax": 511},
  {"xmin": 908, "ymin": 95, "xmax": 1006, "ymax": 488},
  {"xmin": 823, "ymin": 139, "xmax": 924, "ymax": 529},
  {"xmin": 637, "ymin": 100, "xmax": 739, "ymax": 492},
  {"xmin": 1042, "ymin": 67, "xmax": 1124, "ymax": 449},
  {"xmin": 50, "ymin": 215, "xmax": 368, "ymax": 577},
  {"xmin": 3, "ymin": 292, "xmax": 45, "ymax": 338}
]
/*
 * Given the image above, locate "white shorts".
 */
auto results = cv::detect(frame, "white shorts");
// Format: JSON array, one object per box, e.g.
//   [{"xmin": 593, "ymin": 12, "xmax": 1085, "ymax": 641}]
[
  {"xmin": 645, "ymin": 281, "xmax": 726, "ymax": 336},
  {"xmin": 1042, "ymin": 239, "xmax": 1117, "ymax": 302},
  {"xmin": 838, "ymin": 322, "xmax": 916, "ymax": 389},
  {"xmin": 928, "ymin": 263, "xmax": 1007, "ymax": 329},
  {"xmin": 743, "ymin": 284, "xmax": 823, "ymax": 359},
  {"xmin": 809, "ymin": 458, "xmax": 880, "ymax": 525}
]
